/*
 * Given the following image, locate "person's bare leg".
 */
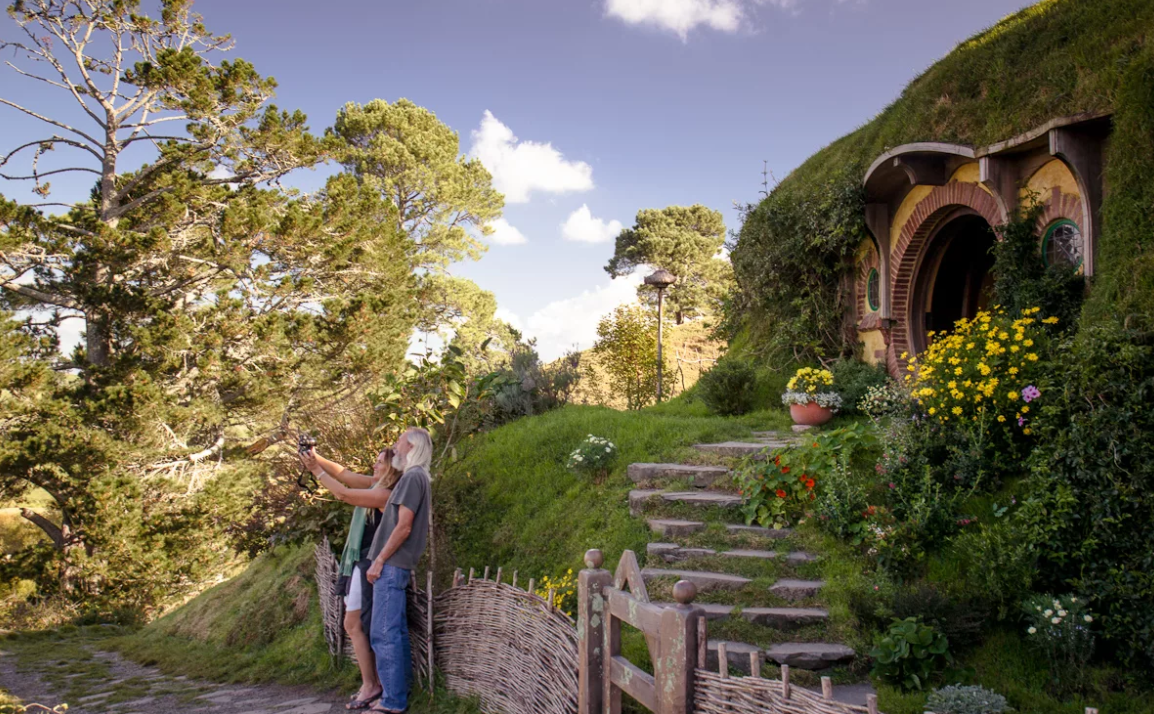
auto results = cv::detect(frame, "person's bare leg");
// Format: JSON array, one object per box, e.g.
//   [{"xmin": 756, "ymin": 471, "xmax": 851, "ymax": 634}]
[{"xmin": 345, "ymin": 609, "xmax": 381, "ymax": 700}]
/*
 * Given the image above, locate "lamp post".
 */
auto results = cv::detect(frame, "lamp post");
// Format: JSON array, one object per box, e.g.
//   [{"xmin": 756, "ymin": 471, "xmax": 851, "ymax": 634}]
[{"xmin": 644, "ymin": 268, "xmax": 677, "ymax": 402}]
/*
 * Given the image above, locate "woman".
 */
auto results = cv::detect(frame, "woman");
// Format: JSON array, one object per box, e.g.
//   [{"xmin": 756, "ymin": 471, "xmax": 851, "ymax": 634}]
[{"xmin": 302, "ymin": 446, "xmax": 400, "ymax": 710}]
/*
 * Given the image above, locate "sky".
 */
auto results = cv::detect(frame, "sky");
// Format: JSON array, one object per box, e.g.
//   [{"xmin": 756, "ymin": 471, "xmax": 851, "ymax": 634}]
[{"xmin": 0, "ymin": 0, "xmax": 1034, "ymax": 361}]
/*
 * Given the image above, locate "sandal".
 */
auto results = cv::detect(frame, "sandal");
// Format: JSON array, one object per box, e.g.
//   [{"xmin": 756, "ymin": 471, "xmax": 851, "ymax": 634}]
[{"xmin": 346, "ymin": 692, "xmax": 382, "ymax": 710}]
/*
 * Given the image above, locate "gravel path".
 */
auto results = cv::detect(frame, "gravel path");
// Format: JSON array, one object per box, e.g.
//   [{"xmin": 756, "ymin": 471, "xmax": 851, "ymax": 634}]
[{"xmin": 0, "ymin": 643, "xmax": 349, "ymax": 714}]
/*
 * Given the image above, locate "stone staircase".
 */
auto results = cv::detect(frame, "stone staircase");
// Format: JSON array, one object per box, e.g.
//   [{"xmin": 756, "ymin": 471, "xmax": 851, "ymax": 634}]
[{"xmin": 625, "ymin": 429, "xmax": 871, "ymax": 704}]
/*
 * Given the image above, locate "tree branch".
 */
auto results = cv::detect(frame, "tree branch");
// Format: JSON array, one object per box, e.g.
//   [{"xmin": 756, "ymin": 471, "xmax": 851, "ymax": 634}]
[
  {"xmin": 20, "ymin": 508, "xmax": 63, "ymax": 549},
  {"xmin": 0, "ymin": 281, "xmax": 80, "ymax": 310}
]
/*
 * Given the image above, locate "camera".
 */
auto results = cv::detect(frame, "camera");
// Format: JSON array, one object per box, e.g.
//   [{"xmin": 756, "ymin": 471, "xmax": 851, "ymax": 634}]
[{"xmin": 298, "ymin": 432, "xmax": 317, "ymax": 455}]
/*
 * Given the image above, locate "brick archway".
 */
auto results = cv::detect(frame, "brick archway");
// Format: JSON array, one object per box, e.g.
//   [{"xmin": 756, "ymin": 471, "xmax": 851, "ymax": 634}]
[{"xmin": 887, "ymin": 183, "xmax": 1003, "ymax": 376}]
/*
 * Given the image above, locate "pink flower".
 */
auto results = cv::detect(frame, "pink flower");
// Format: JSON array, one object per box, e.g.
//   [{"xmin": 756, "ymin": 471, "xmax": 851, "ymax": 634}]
[{"xmin": 1022, "ymin": 385, "xmax": 1041, "ymax": 403}]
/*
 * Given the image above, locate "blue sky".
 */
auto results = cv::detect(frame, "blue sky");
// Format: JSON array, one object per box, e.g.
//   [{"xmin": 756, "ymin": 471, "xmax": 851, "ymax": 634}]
[{"xmin": 1, "ymin": 0, "xmax": 1032, "ymax": 360}]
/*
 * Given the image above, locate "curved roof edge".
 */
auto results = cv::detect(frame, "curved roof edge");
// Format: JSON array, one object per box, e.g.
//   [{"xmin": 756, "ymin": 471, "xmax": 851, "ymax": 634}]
[{"xmin": 864, "ymin": 142, "xmax": 975, "ymax": 188}]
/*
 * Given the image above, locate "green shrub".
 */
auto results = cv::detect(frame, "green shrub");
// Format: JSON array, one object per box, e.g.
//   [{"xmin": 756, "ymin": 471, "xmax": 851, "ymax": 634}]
[
  {"xmin": 698, "ymin": 358, "xmax": 757, "ymax": 416},
  {"xmin": 1022, "ymin": 593, "xmax": 1096, "ymax": 694},
  {"xmin": 830, "ymin": 358, "xmax": 890, "ymax": 415},
  {"xmin": 870, "ymin": 616, "xmax": 954, "ymax": 691},
  {"xmin": 891, "ymin": 585, "xmax": 987, "ymax": 652},
  {"xmin": 565, "ymin": 435, "xmax": 617, "ymax": 480},
  {"xmin": 947, "ymin": 519, "xmax": 1036, "ymax": 621},
  {"xmin": 1022, "ymin": 323, "xmax": 1154, "ymax": 674},
  {"xmin": 926, "ymin": 684, "xmax": 1008, "ymax": 714}
]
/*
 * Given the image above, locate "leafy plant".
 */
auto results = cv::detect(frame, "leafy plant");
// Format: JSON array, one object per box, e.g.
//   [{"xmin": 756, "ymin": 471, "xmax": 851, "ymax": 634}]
[
  {"xmin": 591, "ymin": 305, "xmax": 670, "ymax": 410},
  {"xmin": 535, "ymin": 569, "xmax": 577, "ymax": 617},
  {"xmin": 830, "ymin": 358, "xmax": 890, "ymax": 415},
  {"xmin": 1022, "ymin": 593, "xmax": 1096, "ymax": 694},
  {"xmin": 697, "ymin": 358, "xmax": 757, "ymax": 416},
  {"xmin": 926, "ymin": 684, "xmax": 1008, "ymax": 714},
  {"xmin": 565, "ymin": 435, "xmax": 617, "ymax": 480},
  {"xmin": 869, "ymin": 617, "xmax": 953, "ymax": 691}
]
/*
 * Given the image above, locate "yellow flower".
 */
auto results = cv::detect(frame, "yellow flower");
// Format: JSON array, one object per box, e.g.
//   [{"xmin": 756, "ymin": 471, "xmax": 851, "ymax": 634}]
[
  {"xmin": 997, "ymin": 415, "xmax": 1006, "ymax": 423},
  {"xmin": 1023, "ymin": 427, "xmax": 1032, "ymax": 434},
  {"xmin": 1027, "ymin": 353, "xmax": 1039, "ymax": 362},
  {"xmin": 1011, "ymin": 345, "xmax": 1020, "ymax": 353},
  {"xmin": 1009, "ymin": 367, "xmax": 1019, "ymax": 375},
  {"xmin": 978, "ymin": 363, "xmax": 991, "ymax": 376},
  {"xmin": 1023, "ymin": 339, "xmax": 1034, "ymax": 347},
  {"xmin": 948, "ymin": 381, "xmax": 957, "ymax": 390},
  {"xmin": 952, "ymin": 406, "xmax": 962, "ymax": 416},
  {"xmin": 1021, "ymin": 406, "xmax": 1029, "ymax": 413},
  {"xmin": 1008, "ymin": 391, "xmax": 1019, "ymax": 401},
  {"xmin": 1043, "ymin": 316, "xmax": 1060, "ymax": 324},
  {"xmin": 928, "ymin": 407, "xmax": 937, "ymax": 415},
  {"xmin": 954, "ymin": 367, "xmax": 963, "ymax": 376}
]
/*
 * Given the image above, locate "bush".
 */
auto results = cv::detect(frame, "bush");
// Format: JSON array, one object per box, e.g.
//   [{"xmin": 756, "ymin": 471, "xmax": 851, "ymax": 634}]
[
  {"xmin": 947, "ymin": 519, "xmax": 1035, "ymax": 621},
  {"xmin": 1022, "ymin": 323, "xmax": 1154, "ymax": 674},
  {"xmin": 926, "ymin": 684, "xmax": 1008, "ymax": 714},
  {"xmin": 831, "ymin": 358, "xmax": 890, "ymax": 415},
  {"xmin": 891, "ymin": 585, "xmax": 987, "ymax": 651},
  {"xmin": 697, "ymin": 358, "xmax": 757, "ymax": 416},
  {"xmin": 565, "ymin": 434, "xmax": 617, "ymax": 480},
  {"xmin": 870, "ymin": 616, "xmax": 954, "ymax": 691},
  {"xmin": 1022, "ymin": 593, "xmax": 1096, "ymax": 694}
]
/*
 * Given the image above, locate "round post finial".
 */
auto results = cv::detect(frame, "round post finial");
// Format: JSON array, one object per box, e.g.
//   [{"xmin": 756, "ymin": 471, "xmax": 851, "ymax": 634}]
[
  {"xmin": 673, "ymin": 579, "xmax": 697, "ymax": 605},
  {"xmin": 584, "ymin": 549, "xmax": 604, "ymax": 569}
]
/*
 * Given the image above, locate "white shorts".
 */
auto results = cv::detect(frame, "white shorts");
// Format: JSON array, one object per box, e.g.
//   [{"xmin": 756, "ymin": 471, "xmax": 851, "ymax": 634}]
[{"xmin": 344, "ymin": 565, "xmax": 364, "ymax": 611}]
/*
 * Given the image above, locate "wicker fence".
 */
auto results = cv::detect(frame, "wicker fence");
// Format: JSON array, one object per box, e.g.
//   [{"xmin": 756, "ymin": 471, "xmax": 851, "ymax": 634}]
[{"xmin": 315, "ymin": 543, "xmax": 577, "ymax": 714}]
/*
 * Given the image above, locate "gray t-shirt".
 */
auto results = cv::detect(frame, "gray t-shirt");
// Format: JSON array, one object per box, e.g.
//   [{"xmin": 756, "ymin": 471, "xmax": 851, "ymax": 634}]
[{"xmin": 368, "ymin": 465, "xmax": 431, "ymax": 571}]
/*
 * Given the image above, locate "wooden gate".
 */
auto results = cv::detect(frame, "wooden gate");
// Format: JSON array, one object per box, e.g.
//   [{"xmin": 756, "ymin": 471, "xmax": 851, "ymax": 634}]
[{"xmin": 577, "ymin": 549, "xmax": 703, "ymax": 714}]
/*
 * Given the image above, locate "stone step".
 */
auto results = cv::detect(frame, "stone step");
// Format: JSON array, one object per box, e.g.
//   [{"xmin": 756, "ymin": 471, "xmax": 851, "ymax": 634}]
[
  {"xmin": 769, "ymin": 579, "xmax": 825, "ymax": 601},
  {"xmin": 641, "ymin": 567, "xmax": 751, "ymax": 591},
  {"xmin": 726, "ymin": 524, "xmax": 793, "ymax": 539},
  {"xmin": 647, "ymin": 543, "xmax": 817, "ymax": 565},
  {"xmin": 765, "ymin": 642, "xmax": 856, "ymax": 670},
  {"xmin": 739, "ymin": 607, "xmax": 829, "ymax": 629},
  {"xmin": 705, "ymin": 640, "xmax": 763, "ymax": 674},
  {"xmin": 657, "ymin": 603, "xmax": 828, "ymax": 630},
  {"xmin": 648, "ymin": 518, "xmax": 705, "ymax": 538},
  {"xmin": 628, "ymin": 463, "xmax": 730, "ymax": 488},
  {"xmin": 629, "ymin": 489, "xmax": 742, "ymax": 515},
  {"xmin": 693, "ymin": 441, "xmax": 776, "ymax": 459}
]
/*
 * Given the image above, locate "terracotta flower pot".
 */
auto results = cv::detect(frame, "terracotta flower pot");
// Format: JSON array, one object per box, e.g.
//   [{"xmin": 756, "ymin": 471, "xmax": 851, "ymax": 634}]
[{"xmin": 790, "ymin": 401, "xmax": 834, "ymax": 426}]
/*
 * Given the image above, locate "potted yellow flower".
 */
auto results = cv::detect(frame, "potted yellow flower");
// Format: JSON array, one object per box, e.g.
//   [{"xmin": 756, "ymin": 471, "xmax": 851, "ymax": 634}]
[{"xmin": 782, "ymin": 367, "xmax": 841, "ymax": 426}]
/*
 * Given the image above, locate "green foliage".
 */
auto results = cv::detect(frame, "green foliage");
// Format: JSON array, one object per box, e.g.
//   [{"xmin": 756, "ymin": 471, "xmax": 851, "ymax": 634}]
[
  {"xmin": 565, "ymin": 435, "xmax": 617, "ymax": 480},
  {"xmin": 830, "ymin": 359, "xmax": 890, "ymax": 415},
  {"xmin": 891, "ymin": 585, "xmax": 988, "ymax": 652},
  {"xmin": 926, "ymin": 684, "xmax": 1008, "ymax": 714},
  {"xmin": 870, "ymin": 617, "xmax": 954, "ymax": 691},
  {"xmin": 1022, "ymin": 593, "xmax": 1096, "ymax": 694},
  {"xmin": 991, "ymin": 200, "xmax": 1084, "ymax": 329},
  {"xmin": 946, "ymin": 519, "xmax": 1036, "ymax": 621},
  {"xmin": 605, "ymin": 205, "xmax": 732, "ymax": 324},
  {"xmin": 592, "ymin": 305, "xmax": 669, "ymax": 410},
  {"xmin": 1021, "ymin": 323, "xmax": 1154, "ymax": 672},
  {"xmin": 737, "ymin": 422, "xmax": 876, "ymax": 529},
  {"xmin": 697, "ymin": 358, "xmax": 756, "ymax": 416}
]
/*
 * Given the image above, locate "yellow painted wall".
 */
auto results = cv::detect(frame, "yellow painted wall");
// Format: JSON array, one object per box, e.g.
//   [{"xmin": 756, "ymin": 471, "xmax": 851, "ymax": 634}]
[
  {"xmin": 890, "ymin": 185, "xmax": 933, "ymax": 255},
  {"xmin": 1022, "ymin": 159, "xmax": 1081, "ymax": 201},
  {"xmin": 860, "ymin": 330, "xmax": 887, "ymax": 366},
  {"xmin": 949, "ymin": 163, "xmax": 980, "ymax": 184}
]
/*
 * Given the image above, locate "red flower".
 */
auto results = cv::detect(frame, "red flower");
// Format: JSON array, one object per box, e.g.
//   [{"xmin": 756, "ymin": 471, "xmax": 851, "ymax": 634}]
[
  {"xmin": 775, "ymin": 489, "xmax": 787, "ymax": 499},
  {"xmin": 804, "ymin": 477, "xmax": 815, "ymax": 490},
  {"xmin": 781, "ymin": 466, "xmax": 791, "ymax": 474},
  {"xmin": 812, "ymin": 442, "xmax": 819, "ymax": 448},
  {"xmin": 774, "ymin": 455, "xmax": 781, "ymax": 466}
]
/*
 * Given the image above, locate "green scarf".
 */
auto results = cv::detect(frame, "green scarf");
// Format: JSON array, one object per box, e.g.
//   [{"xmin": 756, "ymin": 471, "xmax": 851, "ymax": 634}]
[{"xmin": 339, "ymin": 506, "xmax": 367, "ymax": 577}]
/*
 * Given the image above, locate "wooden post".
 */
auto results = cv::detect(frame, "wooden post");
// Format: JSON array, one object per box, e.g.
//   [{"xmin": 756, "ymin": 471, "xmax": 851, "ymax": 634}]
[
  {"xmin": 821, "ymin": 676, "xmax": 833, "ymax": 699},
  {"xmin": 655, "ymin": 579, "xmax": 700, "ymax": 714},
  {"xmin": 426, "ymin": 570, "xmax": 434, "ymax": 695},
  {"xmin": 781, "ymin": 664, "xmax": 791, "ymax": 699},
  {"xmin": 483, "ymin": 566, "xmax": 490, "ymax": 581},
  {"xmin": 717, "ymin": 643, "xmax": 728, "ymax": 678},
  {"xmin": 697, "ymin": 617, "xmax": 707, "ymax": 669},
  {"xmin": 748, "ymin": 651, "xmax": 761, "ymax": 678},
  {"xmin": 867, "ymin": 693, "xmax": 879, "ymax": 714},
  {"xmin": 495, "ymin": 566, "xmax": 503, "ymax": 584},
  {"xmin": 578, "ymin": 549, "xmax": 611, "ymax": 714},
  {"xmin": 452, "ymin": 568, "xmax": 462, "ymax": 588},
  {"xmin": 468, "ymin": 567, "xmax": 475, "ymax": 583}
]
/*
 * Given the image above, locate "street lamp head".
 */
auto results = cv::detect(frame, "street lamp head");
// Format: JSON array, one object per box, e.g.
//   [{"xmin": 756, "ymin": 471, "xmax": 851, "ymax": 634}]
[{"xmin": 644, "ymin": 268, "xmax": 677, "ymax": 291}]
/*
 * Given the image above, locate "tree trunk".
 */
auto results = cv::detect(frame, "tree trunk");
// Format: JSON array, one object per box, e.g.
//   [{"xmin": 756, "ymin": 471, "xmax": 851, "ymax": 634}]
[{"xmin": 20, "ymin": 508, "xmax": 63, "ymax": 549}]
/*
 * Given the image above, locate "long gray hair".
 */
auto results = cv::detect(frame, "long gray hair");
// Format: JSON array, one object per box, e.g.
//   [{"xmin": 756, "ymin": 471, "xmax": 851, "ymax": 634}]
[{"xmin": 402, "ymin": 427, "xmax": 433, "ymax": 475}]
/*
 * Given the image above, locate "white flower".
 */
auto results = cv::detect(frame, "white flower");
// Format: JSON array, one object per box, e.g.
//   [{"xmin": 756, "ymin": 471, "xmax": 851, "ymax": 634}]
[
  {"xmin": 1058, "ymin": 610, "xmax": 1067, "ymax": 617},
  {"xmin": 1036, "ymin": 606, "xmax": 1043, "ymax": 612},
  {"xmin": 1053, "ymin": 599, "xmax": 1061, "ymax": 608},
  {"xmin": 605, "ymin": 447, "xmax": 611, "ymax": 452},
  {"xmin": 1043, "ymin": 609, "xmax": 1053, "ymax": 617},
  {"xmin": 1051, "ymin": 617, "xmax": 1061, "ymax": 624},
  {"xmin": 1027, "ymin": 626, "xmax": 1037, "ymax": 634},
  {"xmin": 1084, "ymin": 615, "xmax": 1093, "ymax": 623},
  {"xmin": 1071, "ymin": 597, "xmax": 1078, "ymax": 603}
]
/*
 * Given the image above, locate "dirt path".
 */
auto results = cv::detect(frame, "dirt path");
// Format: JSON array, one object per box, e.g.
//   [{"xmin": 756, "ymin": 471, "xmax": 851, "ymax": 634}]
[{"xmin": 0, "ymin": 639, "xmax": 349, "ymax": 714}]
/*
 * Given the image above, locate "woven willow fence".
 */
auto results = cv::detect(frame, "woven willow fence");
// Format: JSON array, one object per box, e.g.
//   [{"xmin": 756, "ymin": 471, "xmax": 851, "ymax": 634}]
[{"xmin": 316, "ymin": 543, "xmax": 578, "ymax": 714}]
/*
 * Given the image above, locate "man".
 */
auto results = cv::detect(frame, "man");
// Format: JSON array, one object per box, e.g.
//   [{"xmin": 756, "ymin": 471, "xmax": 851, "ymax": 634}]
[{"xmin": 364, "ymin": 427, "xmax": 433, "ymax": 714}]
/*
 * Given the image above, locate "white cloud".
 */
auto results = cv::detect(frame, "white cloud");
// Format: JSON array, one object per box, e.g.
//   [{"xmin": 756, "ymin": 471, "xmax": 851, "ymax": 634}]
[
  {"xmin": 561, "ymin": 205, "xmax": 624, "ymax": 244},
  {"xmin": 604, "ymin": 0, "xmax": 800, "ymax": 39},
  {"xmin": 470, "ymin": 111, "xmax": 594, "ymax": 203},
  {"xmin": 509, "ymin": 272, "xmax": 644, "ymax": 362},
  {"xmin": 494, "ymin": 307, "xmax": 523, "ymax": 332},
  {"xmin": 485, "ymin": 218, "xmax": 528, "ymax": 245}
]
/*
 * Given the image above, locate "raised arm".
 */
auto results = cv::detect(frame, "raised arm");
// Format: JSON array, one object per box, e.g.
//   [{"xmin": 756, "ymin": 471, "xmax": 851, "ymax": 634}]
[
  {"xmin": 317, "ymin": 472, "xmax": 391, "ymax": 509},
  {"xmin": 306, "ymin": 448, "xmax": 375, "ymax": 489}
]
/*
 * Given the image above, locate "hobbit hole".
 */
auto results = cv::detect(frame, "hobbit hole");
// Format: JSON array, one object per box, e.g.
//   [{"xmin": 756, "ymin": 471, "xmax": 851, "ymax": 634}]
[{"xmin": 855, "ymin": 113, "xmax": 1109, "ymax": 377}]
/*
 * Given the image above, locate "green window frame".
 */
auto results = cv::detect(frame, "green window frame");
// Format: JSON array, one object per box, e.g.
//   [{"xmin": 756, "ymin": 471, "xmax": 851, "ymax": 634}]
[
  {"xmin": 866, "ymin": 268, "xmax": 880, "ymax": 312},
  {"xmin": 1042, "ymin": 219, "xmax": 1084, "ymax": 269}
]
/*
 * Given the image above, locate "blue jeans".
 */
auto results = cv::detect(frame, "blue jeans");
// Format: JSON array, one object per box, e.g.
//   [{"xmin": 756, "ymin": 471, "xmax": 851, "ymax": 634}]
[{"xmin": 371, "ymin": 565, "xmax": 411, "ymax": 711}]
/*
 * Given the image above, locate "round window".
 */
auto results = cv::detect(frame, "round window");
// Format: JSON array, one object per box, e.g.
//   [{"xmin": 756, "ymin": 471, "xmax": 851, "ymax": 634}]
[
  {"xmin": 1043, "ymin": 219, "xmax": 1083, "ymax": 269},
  {"xmin": 866, "ymin": 268, "xmax": 880, "ymax": 312}
]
